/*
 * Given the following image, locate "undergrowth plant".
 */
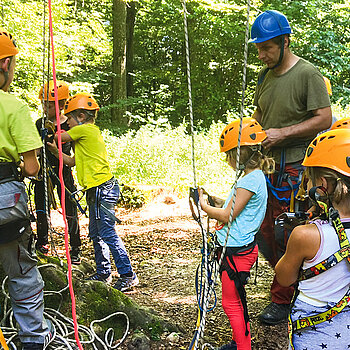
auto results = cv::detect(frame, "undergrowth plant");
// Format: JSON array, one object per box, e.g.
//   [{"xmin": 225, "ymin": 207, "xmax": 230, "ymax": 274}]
[{"xmin": 103, "ymin": 122, "xmax": 234, "ymax": 199}]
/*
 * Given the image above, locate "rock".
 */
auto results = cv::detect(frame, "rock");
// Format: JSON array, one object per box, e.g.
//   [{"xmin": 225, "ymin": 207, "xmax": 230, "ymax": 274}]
[
  {"xmin": 166, "ymin": 332, "xmax": 180, "ymax": 343},
  {"xmin": 127, "ymin": 332, "xmax": 151, "ymax": 350}
]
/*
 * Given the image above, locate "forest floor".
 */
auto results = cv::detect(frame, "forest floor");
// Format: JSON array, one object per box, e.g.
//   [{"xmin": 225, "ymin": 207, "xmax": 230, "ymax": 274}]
[{"xmin": 47, "ymin": 189, "xmax": 289, "ymax": 350}]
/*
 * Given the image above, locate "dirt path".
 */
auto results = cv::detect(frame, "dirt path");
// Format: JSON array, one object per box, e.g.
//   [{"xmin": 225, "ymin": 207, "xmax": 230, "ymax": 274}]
[{"xmin": 49, "ymin": 193, "xmax": 289, "ymax": 349}]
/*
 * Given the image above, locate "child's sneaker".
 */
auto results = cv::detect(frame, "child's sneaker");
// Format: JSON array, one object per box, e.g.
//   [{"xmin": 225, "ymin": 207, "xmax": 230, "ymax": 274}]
[
  {"xmin": 85, "ymin": 273, "xmax": 112, "ymax": 284},
  {"xmin": 113, "ymin": 272, "xmax": 139, "ymax": 292},
  {"xmin": 36, "ymin": 244, "xmax": 49, "ymax": 255},
  {"xmin": 70, "ymin": 248, "xmax": 81, "ymax": 265},
  {"xmin": 216, "ymin": 340, "xmax": 237, "ymax": 350}
]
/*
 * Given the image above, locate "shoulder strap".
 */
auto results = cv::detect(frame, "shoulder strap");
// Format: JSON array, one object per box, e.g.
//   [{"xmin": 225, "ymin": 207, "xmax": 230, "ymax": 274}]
[{"xmin": 298, "ymin": 219, "xmax": 350, "ymax": 281}]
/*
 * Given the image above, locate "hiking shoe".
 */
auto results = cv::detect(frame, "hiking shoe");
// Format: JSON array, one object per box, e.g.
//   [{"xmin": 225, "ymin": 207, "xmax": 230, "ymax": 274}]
[
  {"xmin": 36, "ymin": 244, "xmax": 49, "ymax": 255},
  {"xmin": 85, "ymin": 273, "xmax": 112, "ymax": 284},
  {"xmin": 70, "ymin": 248, "xmax": 81, "ymax": 265},
  {"xmin": 258, "ymin": 302, "xmax": 290, "ymax": 325},
  {"xmin": 216, "ymin": 340, "xmax": 237, "ymax": 350},
  {"xmin": 113, "ymin": 272, "xmax": 139, "ymax": 292}
]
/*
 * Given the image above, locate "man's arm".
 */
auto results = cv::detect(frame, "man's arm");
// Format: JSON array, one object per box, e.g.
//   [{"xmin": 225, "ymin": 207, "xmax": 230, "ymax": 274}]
[
  {"xmin": 262, "ymin": 106, "xmax": 332, "ymax": 149},
  {"xmin": 20, "ymin": 150, "xmax": 40, "ymax": 177},
  {"xmin": 252, "ymin": 107, "xmax": 262, "ymax": 123}
]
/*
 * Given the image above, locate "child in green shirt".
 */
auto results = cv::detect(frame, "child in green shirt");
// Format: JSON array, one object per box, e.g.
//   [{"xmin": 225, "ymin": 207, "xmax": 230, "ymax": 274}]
[{"xmin": 50, "ymin": 93, "xmax": 138, "ymax": 292}]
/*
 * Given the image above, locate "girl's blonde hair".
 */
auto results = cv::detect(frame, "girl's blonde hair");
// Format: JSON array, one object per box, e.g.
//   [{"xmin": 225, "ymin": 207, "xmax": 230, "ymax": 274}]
[
  {"xmin": 307, "ymin": 166, "xmax": 350, "ymax": 205},
  {"xmin": 226, "ymin": 146, "xmax": 275, "ymax": 175}
]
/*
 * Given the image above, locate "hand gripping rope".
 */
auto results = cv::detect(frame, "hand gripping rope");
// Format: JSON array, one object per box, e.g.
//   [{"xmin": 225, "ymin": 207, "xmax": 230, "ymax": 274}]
[
  {"xmin": 47, "ymin": 1, "xmax": 83, "ymax": 348},
  {"xmin": 182, "ymin": 1, "xmax": 251, "ymax": 349}
]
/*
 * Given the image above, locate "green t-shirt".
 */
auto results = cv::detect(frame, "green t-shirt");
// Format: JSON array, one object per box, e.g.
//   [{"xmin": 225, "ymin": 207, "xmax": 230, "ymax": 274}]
[
  {"xmin": 0, "ymin": 90, "xmax": 42, "ymax": 163},
  {"xmin": 253, "ymin": 58, "xmax": 331, "ymax": 163},
  {"xmin": 67, "ymin": 123, "xmax": 113, "ymax": 190}
]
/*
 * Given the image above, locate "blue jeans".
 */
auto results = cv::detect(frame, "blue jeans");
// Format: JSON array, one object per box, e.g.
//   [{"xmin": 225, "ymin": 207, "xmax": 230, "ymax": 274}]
[{"xmin": 88, "ymin": 178, "xmax": 133, "ymax": 276}]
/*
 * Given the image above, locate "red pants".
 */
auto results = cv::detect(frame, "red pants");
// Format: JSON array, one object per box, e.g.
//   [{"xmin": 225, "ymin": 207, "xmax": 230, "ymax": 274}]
[
  {"xmin": 221, "ymin": 245, "xmax": 258, "ymax": 350},
  {"xmin": 258, "ymin": 163, "xmax": 306, "ymax": 304}
]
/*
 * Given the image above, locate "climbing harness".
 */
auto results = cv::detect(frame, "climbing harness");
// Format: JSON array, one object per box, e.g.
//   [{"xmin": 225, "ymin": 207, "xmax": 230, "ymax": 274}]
[
  {"xmin": 287, "ymin": 187, "xmax": 350, "ymax": 349},
  {"xmin": 183, "ymin": 0, "xmax": 252, "ymax": 348}
]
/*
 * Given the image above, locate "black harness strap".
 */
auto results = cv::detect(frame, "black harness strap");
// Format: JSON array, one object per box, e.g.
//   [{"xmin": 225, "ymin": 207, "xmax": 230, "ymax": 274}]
[
  {"xmin": 0, "ymin": 162, "xmax": 21, "ymax": 183},
  {"xmin": 218, "ymin": 241, "xmax": 257, "ymax": 337}
]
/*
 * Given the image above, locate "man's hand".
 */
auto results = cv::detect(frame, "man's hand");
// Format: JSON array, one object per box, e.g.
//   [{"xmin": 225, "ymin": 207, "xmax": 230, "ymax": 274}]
[{"xmin": 262, "ymin": 128, "xmax": 287, "ymax": 149}]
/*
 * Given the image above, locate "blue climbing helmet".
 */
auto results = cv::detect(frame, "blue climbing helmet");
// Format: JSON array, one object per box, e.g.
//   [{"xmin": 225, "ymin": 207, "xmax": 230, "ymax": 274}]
[{"xmin": 249, "ymin": 10, "xmax": 291, "ymax": 44}]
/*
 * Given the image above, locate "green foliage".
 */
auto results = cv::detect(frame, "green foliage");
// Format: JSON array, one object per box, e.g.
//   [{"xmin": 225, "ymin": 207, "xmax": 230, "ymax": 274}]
[
  {"xmin": 118, "ymin": 184, "xmax": 145, "ymax": 209},
  {"xmin": 2, "ymin": 0, "xmax": 349, "ymax": 128},
  {"xmin": 103, "ymin": 121, "xmax": 234, "ymax": 198}
]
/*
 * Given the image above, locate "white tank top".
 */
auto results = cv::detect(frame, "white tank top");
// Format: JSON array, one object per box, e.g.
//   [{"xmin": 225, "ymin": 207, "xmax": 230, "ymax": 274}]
[{"xmin": 298, "ymin": 219, "xmax": 350, "ymax": 306}]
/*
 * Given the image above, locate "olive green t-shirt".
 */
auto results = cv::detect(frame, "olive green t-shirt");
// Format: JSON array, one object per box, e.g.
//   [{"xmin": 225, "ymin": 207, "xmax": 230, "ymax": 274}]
[
  {"xmin": 0, "ymin": 90, "xmax": 42, "ymax": 163},
  {"xmin": 67, "ymin": 123, "xmax": 113, "ymax": 190},
  {"xmin": 253, "ymin": 58, "xmax": 330, "ymax": 163}
]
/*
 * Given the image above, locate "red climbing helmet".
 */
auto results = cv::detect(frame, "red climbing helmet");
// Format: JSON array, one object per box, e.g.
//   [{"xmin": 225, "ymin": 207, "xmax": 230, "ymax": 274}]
[
  {"xmin": 39, "ymin": 80, "xmax": 70, "ymax": 101},
  {"xmin": 219, "ymin": 117, "xmax": 266, "ymax": 152},
  {"xmin": 302, "ymin": 129, "xmax": 350, "ymax": 177},
  {"xmin": 0, "ymin": 29, "xmax": 19, "ymax": 60}
]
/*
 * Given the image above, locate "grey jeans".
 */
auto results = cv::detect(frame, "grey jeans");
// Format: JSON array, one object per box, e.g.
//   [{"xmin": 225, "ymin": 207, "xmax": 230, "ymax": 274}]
[{"xmin": 0, "ymin": 181, "xmax": 48, "ymax": 344}]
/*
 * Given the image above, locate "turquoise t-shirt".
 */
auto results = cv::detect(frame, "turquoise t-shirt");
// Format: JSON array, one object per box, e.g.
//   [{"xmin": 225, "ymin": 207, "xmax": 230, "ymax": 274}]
[{"xmin": 216, "ymin": 169, "xmax": 267, "ymax": 247}]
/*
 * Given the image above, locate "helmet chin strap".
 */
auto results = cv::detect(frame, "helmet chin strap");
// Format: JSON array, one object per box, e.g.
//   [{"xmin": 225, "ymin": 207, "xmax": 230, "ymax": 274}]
[{"xmin": 271, "ymin": 34, "xmax": 285, "ymax": 70}]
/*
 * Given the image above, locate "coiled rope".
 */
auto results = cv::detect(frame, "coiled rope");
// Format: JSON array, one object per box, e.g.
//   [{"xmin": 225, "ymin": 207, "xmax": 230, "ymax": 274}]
[{"xmin": 0, "ymin": 264, "xmax": 129, "ymax": 349}]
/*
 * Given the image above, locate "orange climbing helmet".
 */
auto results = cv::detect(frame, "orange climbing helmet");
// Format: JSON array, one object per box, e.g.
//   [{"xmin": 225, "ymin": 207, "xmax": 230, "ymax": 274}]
[
  {"xmin": 64, "ymin": 92, "xmax": 100, "ymax": 114},
  {"xmin": 323, "ymin": 76, "xmax": 332, "ymax": 96},
  {"xmin": 0, "ymin": 29, "xmax": 18, "ymax": 60},
  {"xmin": 330, "ymin": 117, "xmax": 350, "ymax": 131},
  {"xmin": 302, "ymin": 129, "xmax": 350, "ymax": 177},
  {"xmin": 39, "ymin": 80, "xmax": 70, "ymax": 101},
  {"xmin": 219, "ymin": 117, "xmax": 266, "ymax": 152}
]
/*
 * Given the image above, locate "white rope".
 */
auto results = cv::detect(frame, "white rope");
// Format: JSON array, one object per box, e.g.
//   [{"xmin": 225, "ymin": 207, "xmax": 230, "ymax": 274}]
[
  {"xmin": 182, "ymin": 2, "xmax": 211, "ymax": 350},
  {"xmin": 0, "ymin": 264, "xmax": 130, "ymax": 349},
  {"xmin": 189, "ymin": 0, "xmax": 251, "ymax": 348}
]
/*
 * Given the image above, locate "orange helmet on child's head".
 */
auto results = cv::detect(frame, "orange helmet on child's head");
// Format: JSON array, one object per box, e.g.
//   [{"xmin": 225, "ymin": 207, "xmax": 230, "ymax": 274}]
[
  {"xmin": 39, "ymin": 80, "xmax": 70, "ymax": 101},
  {"xmin": 302, "ymin": 129, "xmax": 350, "ymax": 177},
  {"xmin": 64, "ymin": 93, "xmax": 99, "ymax": 115},
  {"xmin": 219, "ymin": 117, "xmax": 266, "ymax": 152},
  {"xmin": 0, "ymin": 29, "xmax": 18, "ymax": 60},
  {"xmin": 330, "ymin": 117, "xmax": 350, "ymax": 131}
]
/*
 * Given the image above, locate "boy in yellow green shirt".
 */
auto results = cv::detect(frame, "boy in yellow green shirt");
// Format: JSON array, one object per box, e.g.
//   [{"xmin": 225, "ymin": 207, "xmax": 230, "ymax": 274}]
[{"xmin": 50, "ymin": 93, "xmax": 138, "ymax": 292}]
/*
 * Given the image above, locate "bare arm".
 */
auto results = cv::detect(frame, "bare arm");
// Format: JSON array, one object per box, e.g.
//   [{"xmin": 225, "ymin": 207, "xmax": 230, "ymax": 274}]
[
  {"xmin": 47, "ymin": 139, "xmax": 75, "ymax": 167},
  {"xmin": 252, "ymin": 107, "xmax": 262, "ymax": 123},
  {"xmin": 199, "ymin": 187, "xmax": 254, "ymax": 223},
  {"xmin": 275, "ymin": 224, "xmax": 320, "ymax": 286},
  {"xmin": 20, "ymin": 150, "xmax": 40, "ymax": 177},
  {"xmin": 262, "ymin": 106, "xmax": 332, "ymax": 149}
]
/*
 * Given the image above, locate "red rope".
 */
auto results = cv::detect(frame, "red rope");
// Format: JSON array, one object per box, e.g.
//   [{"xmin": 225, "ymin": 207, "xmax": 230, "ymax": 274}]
[{"xmin": 47, "ymin": 2, "xmax": 84, "ymax": 349}]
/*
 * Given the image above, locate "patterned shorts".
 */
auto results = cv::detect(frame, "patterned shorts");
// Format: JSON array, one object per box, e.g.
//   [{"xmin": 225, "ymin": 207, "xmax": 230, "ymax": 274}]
[{"xmin": 289, "ymin": 298, "xmax": 350, "ymax": 350}]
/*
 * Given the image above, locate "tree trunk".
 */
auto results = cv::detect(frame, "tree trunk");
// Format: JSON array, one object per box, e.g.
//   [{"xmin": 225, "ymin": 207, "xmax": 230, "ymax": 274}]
[
  {"xmin": 126, "ymin": 1, "xmax": 136, "ymax": 98},
  {"xmin": 112, "ymin": 0, "xmax": 127, "ymax": 125}
]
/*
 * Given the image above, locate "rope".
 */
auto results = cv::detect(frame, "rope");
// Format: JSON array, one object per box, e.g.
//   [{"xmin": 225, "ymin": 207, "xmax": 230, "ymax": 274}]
[
  {"xmin": 187, "ymin": 0, "xmax": 251, "ymax": 348},
  {"xmin": 0, "ymin": 265, "xmax": 130, "ymax": 349},
  {"xmin": 182, "ymin": 2, "xmax": 211, "ymax": 349},
  {"xmin": 47, "ymin": 1, "xmax": 82, "ymax": 348}
]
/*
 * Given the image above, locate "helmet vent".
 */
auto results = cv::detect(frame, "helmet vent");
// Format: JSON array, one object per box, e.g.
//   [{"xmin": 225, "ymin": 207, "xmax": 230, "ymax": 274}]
[
  {"xmin": 307, "ymin": 147, "xmax": 313, "ymax": 157},
  {"xmin": 220, "ymin": 140, "xmax": 224, "ymax": 147},
  {"xmin": 88, "ymin": 102, "xmax": 92, "ymax": 106},
  {"xmin": 250, "ymin": 133, "xmax": 257, "ymax": 140},
  {"xmin": 328, "ymin": 135, "xmax": 335, "ymax": 140},
  {"xmin": 347, "ymin": 157, "xmax": 350, "ymax": 169},
  {"xmin": 319, "ymin": 136, "xmax": 326, "ymax": 142}
]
